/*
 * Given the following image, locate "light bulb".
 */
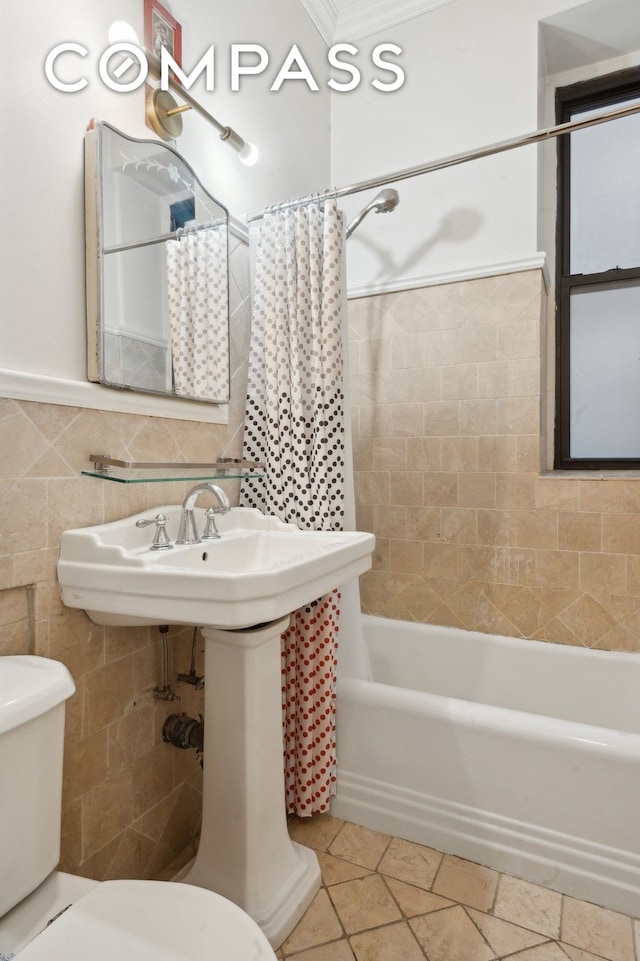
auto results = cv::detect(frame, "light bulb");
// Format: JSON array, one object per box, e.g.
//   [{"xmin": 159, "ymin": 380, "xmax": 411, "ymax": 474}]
[
  {"xmin": 108, "ymin": 21, "xmax": 140, "ymax": 45},
  {"xmin": 220, "ymin": 127, "xmax": 259, "ymax": 166},
  {"xmin": 239, "ymin": 142, "xmax": 259, "ymax": 166}
]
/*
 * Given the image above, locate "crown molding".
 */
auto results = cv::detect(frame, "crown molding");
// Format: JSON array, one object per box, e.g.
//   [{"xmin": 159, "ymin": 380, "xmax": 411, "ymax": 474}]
[
  {"xmin": 299, "ymin": 0, "xmax": 340, "ymax": 43},
  {"xmin": 300, "ymin": 0, "xmax": 458, "ymax": 43}
]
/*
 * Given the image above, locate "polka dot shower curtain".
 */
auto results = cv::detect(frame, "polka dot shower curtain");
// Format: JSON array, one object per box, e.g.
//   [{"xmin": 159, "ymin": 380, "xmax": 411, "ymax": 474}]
[
  {"xmin": 241, "ymin": 197, "xmax": 346, "ymax": 816},
  {"xmin": 166, "ymin": 226, "xmax": 230, "ymax": 402}
]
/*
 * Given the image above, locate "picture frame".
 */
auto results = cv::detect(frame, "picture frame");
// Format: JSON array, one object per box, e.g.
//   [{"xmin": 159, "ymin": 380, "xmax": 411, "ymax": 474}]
[{"xmin": 144, "ymin": 0, "xmax": 182, "ymax": 68}]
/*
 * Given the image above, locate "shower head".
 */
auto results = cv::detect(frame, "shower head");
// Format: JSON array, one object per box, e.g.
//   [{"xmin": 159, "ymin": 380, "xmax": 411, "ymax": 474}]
[
  {"xmin": 345, "ymin": 188, "xmax": 400, "ymax": 239},
  {"xmin": 374, "ymin": 188, "xmax": 401, "ymax": 213}
]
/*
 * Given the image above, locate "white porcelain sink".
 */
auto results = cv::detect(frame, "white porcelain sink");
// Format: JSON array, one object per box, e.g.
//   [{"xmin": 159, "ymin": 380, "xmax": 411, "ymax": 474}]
[{"xmin": 57, "ymin": 507, "xmax": 375, "ymax": 629}]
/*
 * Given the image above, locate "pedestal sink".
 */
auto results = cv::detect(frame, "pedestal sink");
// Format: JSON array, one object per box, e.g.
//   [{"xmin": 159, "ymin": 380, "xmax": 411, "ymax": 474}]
[
  {"xmin": 57, "ymin": 506, "xmax": 373, "ymax": 629},
  {"xmin": 57, "ymin": 506, "xmax": 375, "ymax": 946}
]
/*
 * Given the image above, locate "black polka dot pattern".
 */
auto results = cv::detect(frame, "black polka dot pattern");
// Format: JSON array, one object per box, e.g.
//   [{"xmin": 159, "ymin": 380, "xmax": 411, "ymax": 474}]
[{"xmin": 241, "ymin": 199, "xmax": 346, "ymax": 815}]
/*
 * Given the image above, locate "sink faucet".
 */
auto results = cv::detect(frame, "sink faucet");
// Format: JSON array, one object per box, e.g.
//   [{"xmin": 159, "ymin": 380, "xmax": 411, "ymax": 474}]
[{"xmin": 176, "ymin": 483, "xmax": 232, "ymax": 545}]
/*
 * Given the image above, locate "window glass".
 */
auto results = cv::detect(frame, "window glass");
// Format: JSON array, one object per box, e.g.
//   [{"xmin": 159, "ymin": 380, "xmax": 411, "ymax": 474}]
[
  {"xmin": 570, "ymin": 98, "xmax": 640, "ymax": 275},
  {"xmin": 570, "ymin": 283, "xmax": 640, "ymax": 458}
]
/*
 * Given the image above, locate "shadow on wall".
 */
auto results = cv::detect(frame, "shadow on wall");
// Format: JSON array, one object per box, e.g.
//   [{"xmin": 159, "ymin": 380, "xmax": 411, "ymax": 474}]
[{"xmin": 350, "ymin": 207, "xmax": 484, "ymax": 283}]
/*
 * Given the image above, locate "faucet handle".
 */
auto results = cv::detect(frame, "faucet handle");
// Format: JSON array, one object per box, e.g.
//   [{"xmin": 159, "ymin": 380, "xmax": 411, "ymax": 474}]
[
  {"xmin": 136, "ymin": 513, "xmax": 173, "ymax": 550},
  {"xmin": 201, "ymin": 508, "xmax": 222, "ymax": 540}
]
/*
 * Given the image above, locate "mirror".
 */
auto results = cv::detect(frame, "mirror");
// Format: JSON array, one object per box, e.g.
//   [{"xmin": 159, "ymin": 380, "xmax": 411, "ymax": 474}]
[{"xmin": 85, "ymin": 122, "xmax": 230, "ymax": 404}]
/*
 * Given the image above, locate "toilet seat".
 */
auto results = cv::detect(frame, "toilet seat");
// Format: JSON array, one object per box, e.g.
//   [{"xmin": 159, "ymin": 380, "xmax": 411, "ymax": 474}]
[{"xmin": 16, "ymin": 879, "xmax": 277, "ymax": 960}]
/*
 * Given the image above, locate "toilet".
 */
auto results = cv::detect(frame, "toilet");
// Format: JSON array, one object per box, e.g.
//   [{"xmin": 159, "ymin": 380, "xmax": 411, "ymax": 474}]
[{"xmin": 0, "ymin": 655, "xmax": 277, "ymax": 960}]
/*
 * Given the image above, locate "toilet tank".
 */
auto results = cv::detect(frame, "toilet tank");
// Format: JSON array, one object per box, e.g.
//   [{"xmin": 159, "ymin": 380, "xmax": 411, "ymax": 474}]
[{"xmin": 0, "ymin": 656, "xmax": 75, "ymax": 918}]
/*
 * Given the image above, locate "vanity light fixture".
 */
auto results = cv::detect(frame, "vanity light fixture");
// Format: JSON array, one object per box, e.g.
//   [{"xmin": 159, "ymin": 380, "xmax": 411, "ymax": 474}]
[
  {"xmin": 106, "ymin": 23, "xmax": 258, "ymax": 164},
  {"xmin": 144, "ymin": 49, "xmax": 259, "ymax": 165},
  {"xmin": 145, "ymin": 88, "xmax": 189, "ymax": 140}
]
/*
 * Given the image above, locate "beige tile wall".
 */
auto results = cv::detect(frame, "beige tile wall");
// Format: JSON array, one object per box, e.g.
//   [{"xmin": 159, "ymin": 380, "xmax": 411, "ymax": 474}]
[
  {"xmin": 0, "ymin": 237, "xmax": 251, "ymax": 880},
  {"xmin": 349, "ymin": 269, "xmax": 640, "ymax": 653}
]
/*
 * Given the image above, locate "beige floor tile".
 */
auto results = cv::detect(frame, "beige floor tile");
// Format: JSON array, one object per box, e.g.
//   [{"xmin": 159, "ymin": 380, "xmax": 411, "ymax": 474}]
[
  {"xmin": 493, "ymin": 875, "xmax": 562, "ymax": 938},
  {"xmin": 384, "ymin": 876, "xmax": 453, "ymax": 917},
  {"xmin": 328, "ymin": 875, "xmax": 402, "ymax": 934},
  {"xmin": 328, "ymin": 822, "xmax": 391, "ymax": 870},
  {"xmin": 432, "ymin": 854, "xmax": 499, "ymax": 911},
  {"xmin": 467, "ymin": 908, "xmax": 550, "ymax": 956},
  {"xmin": 507, "ymin": 945, "xmax": 573, "ymax": 961},
  {"xmin": 317, "ymin": 852, "xmax": 373, "ymax": 886},
  {"xmin": 560, "ymin": 943, "xmax": 613, "ymax": 961},
  {"xmin": 376, "ymin": 836, "xmax": 442, "ymax": 890},
  {"xmin": 281, "ymin": 888, "xmax": 344, "ymax": 955},
  {"xmin": 350, "ymin": 920, "xmax": 426, "ymax": 961},
  {"xmin": 280, "ymin": 819, "xmax": 638, "ymax": 961},
  {"xmin": 561, "ymin": 896, "xmax": 635, "ymax": 961},
  {"xmin": 288, "ymin": 814, "xmax": 345, "ymax": 852},
  {"xmin": 410, "ymin": 905, "xmax": 496, "ymax": 961},
  {"xmin": 285, "ymin": 938, "xmax": 356, "ymax": 961}
]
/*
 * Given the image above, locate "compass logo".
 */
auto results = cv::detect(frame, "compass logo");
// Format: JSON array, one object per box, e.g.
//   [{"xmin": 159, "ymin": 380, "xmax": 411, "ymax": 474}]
[{"xmin": 44, "ymin": 42, "xmax": 405, "ymax": 94}]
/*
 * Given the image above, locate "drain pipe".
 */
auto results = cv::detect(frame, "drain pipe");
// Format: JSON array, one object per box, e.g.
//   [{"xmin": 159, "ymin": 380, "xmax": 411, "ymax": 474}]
[{"xmin": 163, "ymin": 712, "xmax": 204, "ymax": 766}]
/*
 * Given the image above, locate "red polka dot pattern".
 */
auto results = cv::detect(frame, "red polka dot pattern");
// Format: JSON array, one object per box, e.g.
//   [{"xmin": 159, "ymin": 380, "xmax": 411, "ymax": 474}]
[{"xmin": 281, "ymin": 591, "xmax": 341, "ymax": 815}]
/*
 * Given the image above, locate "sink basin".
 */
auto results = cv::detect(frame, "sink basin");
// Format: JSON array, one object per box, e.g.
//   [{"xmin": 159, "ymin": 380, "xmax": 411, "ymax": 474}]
[{"xmin": 57, "ymin": 507, "xmax": 375, "ymax": 629}]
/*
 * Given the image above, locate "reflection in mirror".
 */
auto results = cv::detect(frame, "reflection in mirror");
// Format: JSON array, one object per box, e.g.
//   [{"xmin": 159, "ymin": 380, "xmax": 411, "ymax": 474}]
[{"xmin": 85, "ymin": 122, "xmax": 230, "ymax": 404}]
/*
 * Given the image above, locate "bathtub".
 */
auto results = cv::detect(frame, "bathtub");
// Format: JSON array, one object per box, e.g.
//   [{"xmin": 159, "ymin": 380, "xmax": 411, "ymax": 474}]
[{"xmin": 332, "ymin": 615, "xmax": 640, "ymax": 916}]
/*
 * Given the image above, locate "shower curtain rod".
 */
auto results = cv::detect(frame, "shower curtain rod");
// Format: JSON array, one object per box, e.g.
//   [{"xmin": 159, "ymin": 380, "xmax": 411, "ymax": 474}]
[
  {"xmin": 247, "ymin": 99, "xmax": 640, "ymax": 221},
  {"xmin": 105, "ymin": 220, "xmax": 224, "ymax": 255}
]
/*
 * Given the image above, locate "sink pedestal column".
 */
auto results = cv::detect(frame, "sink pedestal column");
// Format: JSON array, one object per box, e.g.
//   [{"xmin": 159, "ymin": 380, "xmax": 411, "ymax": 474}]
[{"xmin": 180, "ymin": 617, "xmax": 321, "ymax": 948}]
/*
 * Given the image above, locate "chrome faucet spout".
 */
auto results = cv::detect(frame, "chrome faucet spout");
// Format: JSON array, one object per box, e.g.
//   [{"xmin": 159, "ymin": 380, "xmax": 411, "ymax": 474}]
[{"xmin": 176, "ymin": 483, "xmax": 232, "ymax": 545}]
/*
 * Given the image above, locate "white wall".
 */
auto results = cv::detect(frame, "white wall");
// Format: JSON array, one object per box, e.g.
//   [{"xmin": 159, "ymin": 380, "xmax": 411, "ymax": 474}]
[
  {"xmin": 332, "ymin": 0, "xmax": 640, "ymax": 295},
  {"xmin": 5, "ymin": 0, "xmax": 640, "ymax": 408},
  {"xmin": 0, "ymin": 0, "xmax": 330, "ymax": 417}
]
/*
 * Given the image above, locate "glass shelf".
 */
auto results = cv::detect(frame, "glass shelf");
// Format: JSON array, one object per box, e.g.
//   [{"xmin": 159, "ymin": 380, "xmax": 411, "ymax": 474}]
[{"xmin": 82, "ymin": 455, "xmax": 265, "ymax": 484}]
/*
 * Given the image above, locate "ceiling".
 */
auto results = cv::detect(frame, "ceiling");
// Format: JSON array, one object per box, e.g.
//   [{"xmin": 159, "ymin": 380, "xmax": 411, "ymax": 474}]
[
  {"xmin": 302, "ymin": 0, "xmax": 640, "ymax": 58},
  {"xmin": 540, "ymin": 0, "xmax": 640, "ymax": 75},
  {"xmin": 298, "ymin": 0, "xmax": 458, "ymax": 43}
]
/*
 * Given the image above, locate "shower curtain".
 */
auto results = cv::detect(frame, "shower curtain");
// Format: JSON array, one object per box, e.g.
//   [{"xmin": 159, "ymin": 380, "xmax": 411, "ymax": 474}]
[
  {"xmin": 166, "ymin": 226, "xmax": 229, "ymax": 402},
  {"xmin": 241, "ymin": 198, "xmax": 346, "ymax": 816}
]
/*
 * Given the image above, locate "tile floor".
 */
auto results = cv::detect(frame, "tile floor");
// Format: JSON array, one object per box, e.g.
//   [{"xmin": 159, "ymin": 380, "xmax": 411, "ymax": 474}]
[{"xmin": 280, "ymin": 814, "xmax": 640, "ymax": 961}]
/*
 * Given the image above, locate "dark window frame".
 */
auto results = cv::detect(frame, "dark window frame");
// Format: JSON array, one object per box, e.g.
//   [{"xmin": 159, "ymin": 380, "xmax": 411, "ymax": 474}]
[{"xmin": 555, "ymin": 66, "xmax": 640, "ymax": 470}]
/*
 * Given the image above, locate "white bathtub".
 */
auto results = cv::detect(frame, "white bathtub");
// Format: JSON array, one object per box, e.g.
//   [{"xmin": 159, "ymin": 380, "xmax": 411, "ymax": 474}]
[{"xmin": 332, "ymin": 615, "xmax": 640, "ymax": 916}]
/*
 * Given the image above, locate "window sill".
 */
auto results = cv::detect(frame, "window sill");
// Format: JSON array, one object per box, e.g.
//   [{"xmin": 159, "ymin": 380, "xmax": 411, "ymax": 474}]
[{"xmin": 540, "ymin": 471, "xmax": 640, "ymax": 480}]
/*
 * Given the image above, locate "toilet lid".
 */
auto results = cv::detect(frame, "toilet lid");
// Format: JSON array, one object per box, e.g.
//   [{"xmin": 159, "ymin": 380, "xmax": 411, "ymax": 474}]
[{"xmin": 16, "ymin": 880, "xmax": 277, "ymax": 961}]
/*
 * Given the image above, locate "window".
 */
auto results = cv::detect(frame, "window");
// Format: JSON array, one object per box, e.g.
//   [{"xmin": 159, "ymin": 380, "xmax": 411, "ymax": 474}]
[{"xmin": 555, "ymin": 67, "xmax": 640, "ymax": 469}]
